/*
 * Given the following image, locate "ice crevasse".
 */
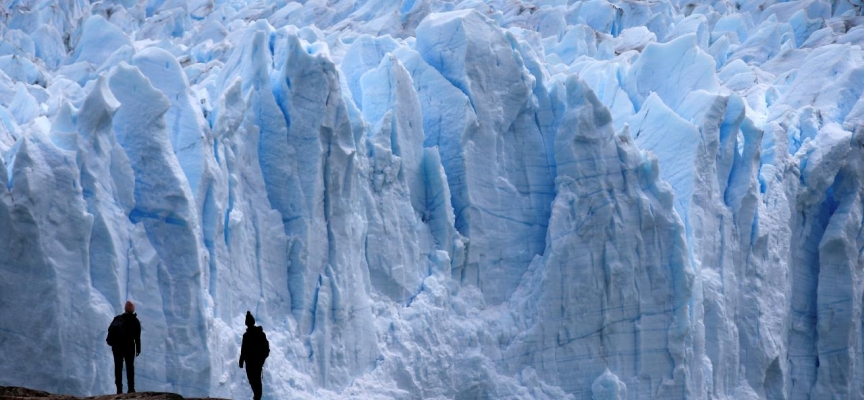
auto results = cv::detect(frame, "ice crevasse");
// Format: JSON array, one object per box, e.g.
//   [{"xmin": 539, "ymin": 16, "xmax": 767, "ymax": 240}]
[{"xmin": 0, "ymin": 0, "xmax": 863, "ymax": 399}]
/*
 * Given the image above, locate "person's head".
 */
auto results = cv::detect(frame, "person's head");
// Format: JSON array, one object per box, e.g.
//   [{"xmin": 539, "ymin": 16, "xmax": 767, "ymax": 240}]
[
  {"xmin": 245, "ymin": 311, "xmax": 255, "ymax": 327},
  {"xmin": 124, "ymin": 301, "xmax": 135, "ymax": 313}
]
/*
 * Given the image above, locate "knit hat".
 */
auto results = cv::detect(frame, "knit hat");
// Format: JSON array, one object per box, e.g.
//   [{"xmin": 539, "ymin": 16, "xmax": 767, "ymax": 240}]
[
  {"xmin": 124, "ymin": 301, "xmax": 135, "ymax": 313},
  {"xmin": 245, "ymin": 311, "xmax": 255, "ymax": 327}
]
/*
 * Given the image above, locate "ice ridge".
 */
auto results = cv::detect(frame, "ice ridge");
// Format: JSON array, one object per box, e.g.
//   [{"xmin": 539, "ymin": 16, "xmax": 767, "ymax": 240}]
[{"xmin": 0, "ymin": 0, "xmax": 863, "ymax": 399}]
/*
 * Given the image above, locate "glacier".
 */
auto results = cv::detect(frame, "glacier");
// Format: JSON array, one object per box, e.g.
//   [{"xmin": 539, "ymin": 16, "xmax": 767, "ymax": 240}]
[{"xmin": 0, "ymin": 0, "xmax": 863, "ymax": 399}]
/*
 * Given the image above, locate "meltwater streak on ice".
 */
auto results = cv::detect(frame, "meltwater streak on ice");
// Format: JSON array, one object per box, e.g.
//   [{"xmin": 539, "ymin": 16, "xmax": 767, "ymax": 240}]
[{"xmin": 1, "ymin": 0, "xmax": 864, "ymax": 399}]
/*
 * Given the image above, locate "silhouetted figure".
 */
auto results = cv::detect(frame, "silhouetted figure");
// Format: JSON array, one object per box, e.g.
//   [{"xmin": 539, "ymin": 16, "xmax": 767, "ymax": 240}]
[
  {"xmin": 239, "ymin": 311, "xmax": 270, "ymax": 400},
  {"xmin": 106, "ymin": 301, "xmax": 141, "ymax": 394}
]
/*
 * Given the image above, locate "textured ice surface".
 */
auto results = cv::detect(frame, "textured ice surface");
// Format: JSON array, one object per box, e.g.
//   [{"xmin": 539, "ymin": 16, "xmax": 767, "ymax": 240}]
[{"xmin": 1, "ymin": 0, "xmax": 863, "ymax": 399}]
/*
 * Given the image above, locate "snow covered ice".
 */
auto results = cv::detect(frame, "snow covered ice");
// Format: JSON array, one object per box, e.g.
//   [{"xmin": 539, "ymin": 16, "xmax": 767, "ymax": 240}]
[{"xmin": 0, "ymin": 0, "xmax": 863, "ymax": 398}]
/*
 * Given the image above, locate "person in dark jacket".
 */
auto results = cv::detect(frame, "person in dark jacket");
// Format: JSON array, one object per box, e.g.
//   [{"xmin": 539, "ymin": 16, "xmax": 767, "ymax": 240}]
[
  {"xmin": 108, "ymin": 301, "xmax": 141, "ymax": 394},
  {"xmin": 239, "ymin": 311, "xmax": 269, "ymax": 400}
]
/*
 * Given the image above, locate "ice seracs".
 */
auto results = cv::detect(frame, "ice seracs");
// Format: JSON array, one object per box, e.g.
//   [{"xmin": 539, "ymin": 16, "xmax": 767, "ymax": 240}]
[{"xmin": 1, "ymin": 0, "xmax": 863, "ymax": 399}]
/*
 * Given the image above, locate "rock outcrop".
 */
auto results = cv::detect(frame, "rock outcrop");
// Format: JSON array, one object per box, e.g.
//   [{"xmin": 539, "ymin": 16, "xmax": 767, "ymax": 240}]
[{"xmin": 0, "ymin": 387, "xmax": 228, "ymax": 400}]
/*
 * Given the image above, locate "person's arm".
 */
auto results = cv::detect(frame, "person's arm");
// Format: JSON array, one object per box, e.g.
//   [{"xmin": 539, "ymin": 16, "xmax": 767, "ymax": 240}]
[
  {"xmin": 239, "ymin": 334, "xmax": 246, "ymax": 368},
  {"xmin": 134, "ymin": 319, "xmax": 142, "ymax": 356}
]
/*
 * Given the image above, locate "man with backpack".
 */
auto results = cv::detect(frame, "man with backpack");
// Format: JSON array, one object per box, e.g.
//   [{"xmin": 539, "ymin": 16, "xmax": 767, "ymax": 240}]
[
  {"xmin": 239, "ymin": 311, "xmax": 269, "ymax": 400},
  {"xmin": 106, "ymin": 301, "xmax": 141, "ymax": 394}
]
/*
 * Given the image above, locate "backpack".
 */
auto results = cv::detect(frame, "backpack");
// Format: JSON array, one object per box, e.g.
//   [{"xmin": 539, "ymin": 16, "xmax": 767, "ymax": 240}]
[
  {"xmin": 106, "ymin": 315, "xmax": 126, "ymax": 347},
  {"xmin": 248, "ymin": 328, "xmax": 270, "ymax": 362},
  {"xmin": 259, "ymin": 332, "xmax": 270, "ymax": 360}
]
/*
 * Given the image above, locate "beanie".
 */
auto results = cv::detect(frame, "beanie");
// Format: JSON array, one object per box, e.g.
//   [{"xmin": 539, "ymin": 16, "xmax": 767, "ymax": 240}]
[{"xmin": 245, "ymin": 311, "xmax": 255, "ymax": 327}]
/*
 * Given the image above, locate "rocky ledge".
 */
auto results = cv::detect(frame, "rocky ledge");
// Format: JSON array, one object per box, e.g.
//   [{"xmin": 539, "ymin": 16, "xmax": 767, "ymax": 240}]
[{"xmin": 0, "ymin": 387, "xmax": 229, "ymax": 400}]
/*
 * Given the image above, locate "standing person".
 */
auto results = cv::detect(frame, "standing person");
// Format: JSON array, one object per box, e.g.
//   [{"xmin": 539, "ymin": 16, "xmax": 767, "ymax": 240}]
[
  {"xmin": 239, "ymin": 311, "xmax": 270, "ymax": 400},
  {"xmin": 106, "ymin": 301, "xmax": 141, "ymax": 394}
]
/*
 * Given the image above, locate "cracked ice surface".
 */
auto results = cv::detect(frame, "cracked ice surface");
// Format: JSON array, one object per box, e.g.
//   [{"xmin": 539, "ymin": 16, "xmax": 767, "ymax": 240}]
[{"xmin": 0, "ymin": 0, "xmax": 863, "ymax": 399}]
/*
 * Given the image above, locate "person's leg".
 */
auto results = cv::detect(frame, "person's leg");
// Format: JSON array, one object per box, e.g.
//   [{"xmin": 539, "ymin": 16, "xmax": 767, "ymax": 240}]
[
  {"xmin": 125, "ymin": 349, "xmax": 136, "ymax": 393},
  {"xmin": 246, "ymin": 364, "xmax": 262, "ymax": 400},
  {"xmin": 112, "ymin": 348, "xmax": 123, "ymax": 394},
  {"xmin": 253, "ymin": 365, "xmax": 263, "ymax": 400}
]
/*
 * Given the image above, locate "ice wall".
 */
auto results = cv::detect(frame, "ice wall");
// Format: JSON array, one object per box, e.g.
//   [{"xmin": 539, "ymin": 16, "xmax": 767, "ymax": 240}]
[{"xmin": 1, "ymin": 0, "xmax": 863, "ymax": 399}]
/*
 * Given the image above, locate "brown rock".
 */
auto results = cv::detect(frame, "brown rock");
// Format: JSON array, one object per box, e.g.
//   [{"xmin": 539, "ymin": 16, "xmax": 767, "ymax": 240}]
[{"xmin": 0, "ymin": 387, "xmax": 229, "ymax": 400}]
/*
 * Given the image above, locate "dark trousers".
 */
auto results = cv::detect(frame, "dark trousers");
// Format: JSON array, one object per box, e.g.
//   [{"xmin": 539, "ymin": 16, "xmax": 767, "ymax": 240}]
[
  {"xmin": 245, "ymin": 363, "xmax": 263, "ymax": 400},
  {"xmin": 112, "ymin": 347, "xmax": 135, "ymax": 393}
]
